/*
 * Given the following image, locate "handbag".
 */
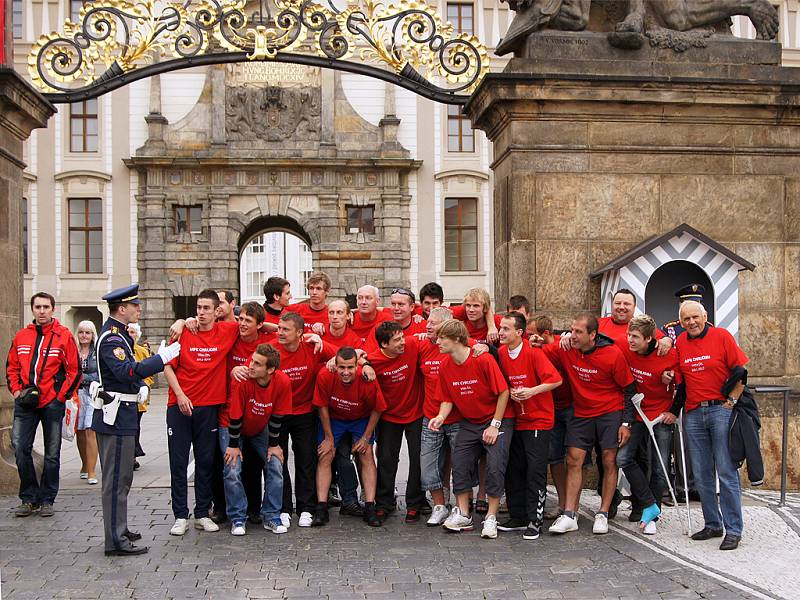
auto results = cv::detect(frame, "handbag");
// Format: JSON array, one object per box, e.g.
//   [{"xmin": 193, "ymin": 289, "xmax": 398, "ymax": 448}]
[{"xmin": 15, "ymin": 334, "xmax": 55, "ymax": 410}]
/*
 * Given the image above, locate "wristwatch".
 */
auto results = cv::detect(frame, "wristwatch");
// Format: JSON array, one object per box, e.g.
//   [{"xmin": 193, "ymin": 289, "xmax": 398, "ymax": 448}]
[
  {"xmin": 491, "ymin": 419, "xmax": 502, "ymax": 429},
  {"xmin": 622, "ymin": 422, "xmax": 631, "ymax": 429}
]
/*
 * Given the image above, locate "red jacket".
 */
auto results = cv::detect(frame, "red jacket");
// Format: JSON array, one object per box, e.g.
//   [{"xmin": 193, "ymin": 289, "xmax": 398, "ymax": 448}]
[{"xmin": 6, "ymin": 318, "xmax": 81, "ymax": 408}]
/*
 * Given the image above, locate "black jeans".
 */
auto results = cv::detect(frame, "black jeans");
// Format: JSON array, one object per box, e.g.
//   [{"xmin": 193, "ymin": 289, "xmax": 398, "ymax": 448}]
[
  {"xmin": 376, "ymin": 418, "xmax": 425, "ymax": 512},
  {"xmin": 617, "ymin": 422, "xmax": 673, "ymax": 510},
  {"xmin": 279, "ymin": 412, "xmax": 318, "ymax": 516},
  {"xmin": 505, "ymin": 429, "xmax": 550, "ymax": 528}
]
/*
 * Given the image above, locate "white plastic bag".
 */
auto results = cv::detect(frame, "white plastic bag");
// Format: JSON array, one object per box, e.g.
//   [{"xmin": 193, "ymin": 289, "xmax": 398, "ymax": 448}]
[{"xmin": 62, "ymin": 397, "xmax": 78, "ymax": 442}]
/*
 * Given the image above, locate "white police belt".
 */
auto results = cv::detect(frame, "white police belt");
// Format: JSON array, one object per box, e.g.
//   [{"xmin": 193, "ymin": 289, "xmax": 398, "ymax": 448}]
[{"xmin": 114, "ymin": 393, "xmax": 139, "ymax": 403}]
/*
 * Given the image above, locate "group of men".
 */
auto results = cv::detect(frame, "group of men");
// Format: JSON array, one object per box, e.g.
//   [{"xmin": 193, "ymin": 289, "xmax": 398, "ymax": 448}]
[{"xmin": 7, "ymin": 271, "xmax": 751, "ymax": 556}]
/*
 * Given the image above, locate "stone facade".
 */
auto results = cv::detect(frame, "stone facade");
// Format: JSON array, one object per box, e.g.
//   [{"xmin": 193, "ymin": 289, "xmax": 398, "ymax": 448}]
[{"xmin": 127, "ymin": 65, "xmax": 420, "ymax": 332}]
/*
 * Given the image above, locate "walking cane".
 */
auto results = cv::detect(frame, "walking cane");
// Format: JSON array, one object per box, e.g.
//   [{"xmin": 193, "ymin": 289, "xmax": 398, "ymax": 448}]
[
  {"xmin": 630, "ymin": 393, "xmax": 687, "ymax": 534},
  {"xmin": 677, "ymin": 408, "xmax": 692, "ymax": 535}
]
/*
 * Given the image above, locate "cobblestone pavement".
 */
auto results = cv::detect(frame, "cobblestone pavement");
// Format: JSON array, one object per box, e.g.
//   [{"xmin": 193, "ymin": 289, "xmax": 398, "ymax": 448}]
[{"xmin": 0, "ymin": 393, "xmax": 795, "ymax": 600}]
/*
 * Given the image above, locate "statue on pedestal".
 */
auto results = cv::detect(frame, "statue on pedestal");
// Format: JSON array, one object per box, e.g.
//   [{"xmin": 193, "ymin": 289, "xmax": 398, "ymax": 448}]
[{"xmin": 496, "ymin": 0, "xmax": 780, "ymax": 55}]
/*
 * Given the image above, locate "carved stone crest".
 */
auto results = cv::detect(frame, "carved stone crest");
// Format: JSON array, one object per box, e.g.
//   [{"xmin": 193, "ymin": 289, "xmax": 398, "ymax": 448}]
[{"xmin": 225, "ymin": 85, "xmax": 321, "ymax": 142}]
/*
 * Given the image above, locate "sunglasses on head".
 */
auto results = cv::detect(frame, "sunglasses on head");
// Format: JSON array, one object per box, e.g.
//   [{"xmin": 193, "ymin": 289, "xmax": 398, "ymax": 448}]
[{"xmin": 392, "ymin": 288, "xmax": 415, "ymax": 301}]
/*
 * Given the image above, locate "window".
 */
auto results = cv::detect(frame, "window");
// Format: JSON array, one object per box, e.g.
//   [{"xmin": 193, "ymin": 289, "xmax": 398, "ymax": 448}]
[
  {"xmin": 174, "ymin": 205, "xmax": 202, "ymax": 234},
  {"xmin": 446, "ymin": 2, "xmax": 473, "ymax": 35},
  {"xmin": 70, "ymin": 0, "xmax": 84, "ymax": 21},
  {"xmin": 346, "ymin": 205, "xmax": 375, "ymax": 234},
  {"xmin": 68, "ymin": 198, "xmax": 103, "ymax": 273},
  {"xmin": 69, "ymin": 99, "xmax": 98, "ymax": 152},
  {"xmin": 12, "ymin": 0, "xmax": 23, "ymax": 39},
  {"xmin": 444, "ymin": 197, "xmax": 478, "ymax": 271},
  {"xmin": 447, "ymin": 105, "xmax": 474, "ymax": 152},
  {"xmin": 22, "ymin": 197, "xmax": 28, "ymax": 274},
  {"xmin": 172, "ymin": 296, "xmax": 195, "ymax": 321}
]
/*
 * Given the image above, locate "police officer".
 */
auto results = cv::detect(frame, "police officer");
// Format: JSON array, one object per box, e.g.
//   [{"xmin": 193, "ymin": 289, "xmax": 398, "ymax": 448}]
[
  {"xmin": 661, "ymin": 284, "xmax": 707, "ymax": 343},
  {"xmin": 92, "ymin": 284, "xmax": 181, "ymax": 556}
]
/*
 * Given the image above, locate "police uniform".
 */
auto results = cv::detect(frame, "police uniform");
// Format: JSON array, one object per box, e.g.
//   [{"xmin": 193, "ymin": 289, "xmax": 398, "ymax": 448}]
[
  {"xmin": 92, "ymin": 285, "xmax": 168, "ymax": 556},
  {"xmin": 661, "ymin": 283, "xmax": 707, "ymax": 344}
]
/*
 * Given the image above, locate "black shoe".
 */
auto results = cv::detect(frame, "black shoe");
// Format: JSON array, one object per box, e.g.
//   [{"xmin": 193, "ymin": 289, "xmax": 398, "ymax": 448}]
[
  {"xmin": 105, "ymin": 545, "xmax": 149, "ymax": 556},
  {"xmin": 211, "ymin": 512, "xmax": 228, "ymax": 525},
  {"xmin": 497, "ymin": 518, "xmax": 527, "ymax": 532},
  {"xmin": 133, "ymin": 461, "xmax": 140, "ymax": 471},
  {"xmin": 719, "ymin": 534, "xmax": 741, "ymax": 551},
  {"xmin": 340, "ymin": 502, "xmax": 364, "ymax": 517},
  {"xmin": 375, "ymin": 508, "xmax": 388, "ymax": 522},
  {"xmin": 311, "ymin": 506, "xmax": 329, "ymax": 527},
  {"xmin": 608, "ymin": 490, "xmax": 622, "ymax": 520},
  {"xmin": 522, "ymin": 524, "xmax": 541, "ymax": 540},
  {"xmin": 628, "ymin": 508, "xmax": 643, "ymax": 522},
  {"xmin": 419, "ymin": 501, "xmax": 432, "ymax": 515},
  {"xmin": 123, "ymin": 530, "xmax": 142, "ymax": 542},
  {"xmin": 405, "ymin": 509, "xmax": 420, "ymax": 523},
  {"xmin": 247, "ymin": 512, "xmax": 263, "ymax": 525},
  {"xmin": 364, "ymin": 505, "xmax": 381, "ymax": 527},
  {"xmin": 691, "ymin": 527, "xmax": 724, "ymax": 541}
]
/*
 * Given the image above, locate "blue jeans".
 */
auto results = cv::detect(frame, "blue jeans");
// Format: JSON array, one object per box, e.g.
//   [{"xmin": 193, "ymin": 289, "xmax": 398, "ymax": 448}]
[
  {"xmin": 12, "ymin": 400, "xmax": 65, "ymax": 505},
  {"xmin": 219, "ymin": 427, "xmax": 283, "ymax": 524},
  {"xmin": 420, "ymin": 417, "xmax": 461, "ymax": 492},
  {"xmin": 685, "ymin": 404, "xmax": 743, "ymax": 536},
  {"xmin": 616, "ymin": 421, "xmax": 673, "ymax": 509}
]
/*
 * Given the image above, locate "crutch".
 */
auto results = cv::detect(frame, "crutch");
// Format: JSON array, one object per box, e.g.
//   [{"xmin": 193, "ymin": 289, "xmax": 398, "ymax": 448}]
[
  {"xmin": 630, "ymin": 393, "xmax": 686, "ymax": 534},
  {"xmin": 677, "ymin": 408, "xmax": 692, "ymax": 534}
]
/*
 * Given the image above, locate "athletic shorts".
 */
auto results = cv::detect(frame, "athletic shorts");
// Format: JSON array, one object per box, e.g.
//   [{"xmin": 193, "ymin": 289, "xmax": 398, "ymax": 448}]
[
  {"xmin": 548, "ymin": 406, "xmax": 572, "ymax": 464},
  {"xmin": 565, "ymin": 410, "xmax": 623, "ymax": 452},
  {"xmin": 318, "ymin": 417, "xmax": 375, "ymax": 449}
]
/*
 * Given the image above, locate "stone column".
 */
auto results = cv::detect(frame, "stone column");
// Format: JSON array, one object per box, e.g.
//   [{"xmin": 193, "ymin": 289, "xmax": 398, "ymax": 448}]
[{"xmin": 0, "ymin": 69, "xmax": 55, "ymax": 492}]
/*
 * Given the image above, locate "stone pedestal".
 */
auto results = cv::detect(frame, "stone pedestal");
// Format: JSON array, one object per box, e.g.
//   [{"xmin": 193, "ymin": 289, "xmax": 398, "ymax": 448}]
[
  {"xmin": 0, "ymin": 69, "xmax": 55, "ymax": 493},
  {"xmin": 466, "ymin": 34, "xmax": 800, "ymax": 489}
]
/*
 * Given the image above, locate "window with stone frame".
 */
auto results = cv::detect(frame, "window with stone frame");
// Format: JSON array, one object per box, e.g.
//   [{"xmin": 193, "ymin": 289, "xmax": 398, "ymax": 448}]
[
  {"xmin": 70, "ymin": 0, "xmax": 84, "ymax": 20},
  {"xmin": 174, "ymin": 205, "xmax": 202, "ymax": 234},
  {"xmin": 22, "ymin": 197, "xmax": 29, "ymax": 274},
  {"xmin": 444, "ymin": 197, "xmax": 478, "ymax": 271},
  {"xmin": 346, "ymin": 205, "xmax": 375, "ymax": 234},
  {"xmin": 173, "ymin": 296, "xmax": 195, "ymax": 321},
  {"xmin": 446, "ymin": 2, "xmax": 474, "ymax": 34},
  {"xmin": 69, "ymin": 99, "xmax": 99, "ymax": 152},
  {"xmin": 447, "ymin": 105, "xmax": 474, "ymax": 152},
  {"xmin": 68, "ymin": 198, "xmax": 103, "ymax": 273},
  {"xmin": 12, "ymin": 0, "xmax": 23, "ymax": 38}
]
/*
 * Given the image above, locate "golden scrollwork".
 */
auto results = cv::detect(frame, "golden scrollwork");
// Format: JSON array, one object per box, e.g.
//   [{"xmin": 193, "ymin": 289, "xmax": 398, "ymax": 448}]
[{"xmin": 27, "ymin": 0, "xmax": 488, "ymax": 98}]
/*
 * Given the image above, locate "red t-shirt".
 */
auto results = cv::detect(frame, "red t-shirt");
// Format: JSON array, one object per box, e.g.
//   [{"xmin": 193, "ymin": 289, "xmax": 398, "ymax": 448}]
[
  {"xmin": 368, "ymin": 336, "xmax": 423, "ymax": 424},
  {"xmin": 598, "ymin": 316, "xmax": 665, "ymax": 346},
  {"xmin": 351, "ymin": 308, "xmax": 393, "ymax": 345},
  {"xmin": 277, "ymin": 340, "xmax": 337, "ymax": 415},
  {"xmin": 313, "ymin": 368, "xmax": 387, "ymax": 421},
  {"xmin": 168, "ymin": 321, "xmax": 240, "ymax": 407},
  {"xmin": 542, "ymin": 335, "xmax": 574, "ymax": 411},
  {"xmin": 227, "ymin": 372, "xmax": 293, "ymax": 438},
  {"xmin": 437, "ymin": 352, "xmax": 510, "ymax": 424},
  {"xmin": 418, "ymin": 337, "xmax": 461, "ymax": 424},
  {"xmin": 547, "ymin": 341, "xmax": 634, "ymax": 418},
  {"xmin": 287, "ymin": 302, "xmax": 329, "ymax": 329},
  {"xmin": 618, "ymin": 344, "xmax": 681, "ymax": 421},
  {"xmin": 321, "ymin": 327, "xmax": 363, "ymax": 350},
  {"xmin": 451, "ymin": 305, "xmax": 503, "ymax": 344},
  {"xmin": 220, "ymin": 331, "xmax": 275, "ymax": 427},
  {"xmin": 676, "ymin": 326, "xmax": 748, "ymax": 412},
  {"xmin": 498, "ymin": 343, "xmax": 561, "ymax": 430}
]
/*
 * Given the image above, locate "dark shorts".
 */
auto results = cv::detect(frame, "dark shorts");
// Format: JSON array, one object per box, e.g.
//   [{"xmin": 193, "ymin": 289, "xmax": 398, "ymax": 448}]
[
  {"xmin": 548, "ymin": 406, "xmax": 573, "ymax": 464},
  {"xmin": 565, "ymin": 410, "xmax": 623, "ymax": 452},
  {"xmin": 318, "ymin": 417, "xmax": 374, "ymax": 449},
  {"xmin": 451, "ymin": 418, "xmax": 514, "ymax": 498}
]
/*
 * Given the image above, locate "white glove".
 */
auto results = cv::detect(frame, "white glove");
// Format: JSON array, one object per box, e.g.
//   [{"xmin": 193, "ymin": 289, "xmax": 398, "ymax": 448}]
[
  {"xmin": 157, "ymin": 340, "xmax": 181, "ymax": 364},
  {"xmin": 137, "ymin": 386, "xmax": 149, "ymax": 405}
]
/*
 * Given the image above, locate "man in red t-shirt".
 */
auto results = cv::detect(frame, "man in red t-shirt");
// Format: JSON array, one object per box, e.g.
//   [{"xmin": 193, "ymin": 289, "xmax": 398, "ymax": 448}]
[
  {"xmin": 163, "ymin": 289, "xmax": 240, "ymax": 536},
  {"xmin": 431, "ymin": 320, "xmax": 512, "ymax": 539},
  {"xmin": 545, "ymin": 313, "xmax": 636, "ymax": 536},
  {"xmin": 274, "ymin": 311, "xmax": 337, "ymax": 528},
  {"xmin": 262, "ymin": 276, "xmax": 292, "ymax": 333},
  {"xmin": 368, "ymin": 320, "xmax": 428, "ymax": 522},
  {"xmin": 287, "ymin": 271, "xmax": 331, "ymax": 335},
  {"xmin": 215, "ymin": 290, "xmax": 237, "ymax": 323},
  {"xmin": 322, "ymin": 300, "xmax": 362, "ymax": 349},
  {"xmin": 451, "ymin": 288, "xmax": 502, "ymax": 345},
  {"xmin": 362, "ymin": 288, "xmax": 427, "ymax": 354},
  {"xmin": 221, "ymin": 344, "xmax": 292, "ymax": 536},
  {"xmin": 312, "ymin": 347, "xmax": 386, "ymax": 528},
  {"xmin": 672, "ymin": 300, "xmax": 749, "ymax": 551},
  {"xmin": 351, "ymin": 285, "xmax": 392, "ymax": 345},
  {"xmin": 419, "ymin": 282, "xmax": 445, "ymax": 319},
  {"xmin": 497, "ymin": 312, "xmax": 561, "ymax": 540},
  {"xmin": 616, "ymin": 315, "xmax": 680, "ymax": 534}
]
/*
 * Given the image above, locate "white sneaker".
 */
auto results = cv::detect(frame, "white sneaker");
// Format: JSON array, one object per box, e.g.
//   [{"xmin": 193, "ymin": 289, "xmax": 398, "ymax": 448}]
[
  {"xmin": 427, "ymin": 505, "xmax": 449, "ymax": 527},
  {"xmin": 643, "ymin": 521, "xmax": 657, "ymax": 535},
  {"xmin": 548, "ymin": 514, "xmax": 579, "ymax": 534},
  {"xmin": 443, "ymin": 507, "xmax": 474, "ymax": 532},
  {"xmin": 593, "ymin": 513, "xmax": 609, "ymax": 534},
  {"xmin": 170, "ymin": 518, "xmax": 189, "ymax": 536},
  {"xmin": 297, "ymin": 511, "xmax": 313, "ymax": 527},
  {"xmin": 280, "ymin": 512, "xmax": 291, "ymax": 529},
  {"xmin": 194, "ymin": 517, "xmax": 220, "ymax": 532},
  {"xmin": 231, "ymin": 521, "xmax": 246, "ymax": 536},
  {"xmin": 481, "ymin": 515, "xmax": 498, "ymax": 539},
  {"xmin": 263, "ymin": 519, "xmax": 288, "ymax": 534}
]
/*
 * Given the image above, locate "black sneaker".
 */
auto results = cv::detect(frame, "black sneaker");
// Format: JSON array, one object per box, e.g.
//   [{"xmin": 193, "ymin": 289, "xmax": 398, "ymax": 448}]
[
  {"xmin": 608, "ymin": 490, "xmax": 623, "ymax": 520},
  {"xmin": 364, "ymin": 504, "xmax": 381, "ymax": 527},
  {"xmin": 497, "ymin": 517, "xmax": 527, "ymax": 532},
  {"xmin": 522, "ymin": 524, "xmax": 541, "ymax": 540},
  {"xmin": 211, "ymin": 511, "xmax": 228, "ymax": 525},
  {"xmin": 419, "ymin": 501, "xmax": 433, "ymax": 516},
  {"xmin": 628, "ymin": 508, "xmax": 643, "ymax": 522},
  {"xmin": 375, "ymin": 508, "xmax": 388, "ymax": 521},
  {"xmin": 311, "ymin": 506, "xmax": 329, "ymax": 527},
  {"xmin": 405, "ymin": 509, "xmax": 420, "ymax": 523},
  {"xmin": 340, "ymin": 502, "xmax": 364, "ymax": 517},
  {"xmin": 246, "ymin": 512, "xmax": 262, "ymax": 525}
]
